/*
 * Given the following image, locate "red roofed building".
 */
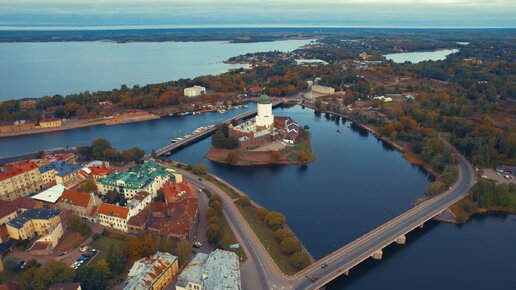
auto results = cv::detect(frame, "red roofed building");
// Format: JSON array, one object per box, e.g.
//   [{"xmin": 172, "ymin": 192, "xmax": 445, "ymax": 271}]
[
  {"xmin": 0, "ymin": 200, "xmax": 18, "ymax": 226},
  {"xmin": 98, "ymin": 203, "xmax": 130, "ymax": 232},
  {"xmin": 57, "ymin": 190, "xmax": 101, "ymax": 222},
  {"xmin": 89, "ymin": 163, "xmax": 116, "ymax": 181},
  {"xmin": 147, "ymin": 182, "xmax": 199, "ymax": 240},
  {"xmin": 0, "ymin": 160, "xmax": 44, "ymax": 200}
]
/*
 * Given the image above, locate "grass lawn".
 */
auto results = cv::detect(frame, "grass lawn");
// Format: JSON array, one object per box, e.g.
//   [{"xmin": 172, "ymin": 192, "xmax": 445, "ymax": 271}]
[
  {"xmin": 89, "ymin": 234, "xmax": 128, "ymax": 264},
  {"xmin": 237, "ymin": 204, "xmax": 300, "ymax": 275},
  {"xmin": 509, "ymin": 190, "xmax": 516, "ymax": 206},
  {"xmin": 206, "ymin": 175, "xmax": 241, "ymax": 199}
]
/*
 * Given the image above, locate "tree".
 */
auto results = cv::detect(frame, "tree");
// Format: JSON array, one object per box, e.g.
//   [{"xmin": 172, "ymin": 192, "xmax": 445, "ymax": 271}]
[
  {"xmin": 280, "ymin": 237, "xmax": 302, "ymax": 255},
  {"xmin": 106, "ymin": 190, "xmax": 120, "ymax": 204},
  {"xmin": 225, "ymin": 137, "xmax": 239, "ymax": 149},
  {"xmin": 206, "ymin": 224, "xmax": 221, "ymax": 245},
  {"xmin": 91, "ymin": 138, "xmax": 112, "ymax": 159},
  {"xmin": 237, "ymin": 195, "xmax": 251, "ymax": 207},
  {"xmin": 426, "ymin": 181, "xmax": 445, "ymax": 196},
  {"xmin": 106, "ymin": 244, "xmax": 127, "ymax": 275},
  {"xmin": 80, "ymin": 179, "xmax": 98, "ymax": 192},
  {"xmin": 290, "ymin": 252, "xmax": 310, "ymax": 269},
  {"xmin": 264, "ymin": 211, "xmax": 286, "ymax": 230},
  {"xmin": 209, "ymin": 199, "xmax": 223, "ymax": 214},
  {"xmin": 211, "ymin": 130, "xmax": 227, "ymax": 148},
  {"xmin": 75, "ymin": 264, "xmax": 109, "ymax": 290},
  {"xmin": 192, "ymin": 164, "xmax": 208, "ymax": 175},
  {"xmin": 274, "ymin": 228, "xmax": 294, "ymax": 242},
  {"xmin": 175, "ymin": 240, "xmax": 192, "ymax": 266},
  {"xmin": 66, "ymin": 214, "xmax": 91, "ymax": 236},
  {"xmin": 255, "ymin": 207, "xmax": 269, "ymax": 221}
]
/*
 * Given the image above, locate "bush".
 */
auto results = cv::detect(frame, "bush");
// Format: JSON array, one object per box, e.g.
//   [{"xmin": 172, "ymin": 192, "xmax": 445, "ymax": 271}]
[
  {"xmin": 207, "ymin": 224, "xmax": 221, "ymax": 245},
  {"xmin": 255, "ymin": 207, "xmax": 269, "ymax": 221}
]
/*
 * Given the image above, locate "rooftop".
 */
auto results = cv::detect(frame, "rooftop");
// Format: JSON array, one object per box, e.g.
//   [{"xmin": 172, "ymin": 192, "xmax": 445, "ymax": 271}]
[
  {"xmin": 7, "ymin": 208, "xmax": 62, "ymax": 229},
  {"xmin": 31, "ymin": 184, "xmax": 67, "ymax": 204},
  {"xmin": 39, "ymin": 161, "xmax": 81, "ymax": 177},
  {"xmin": 177, "ymin": 249, "xmax": 241, "ymax": 290},
  {"xmin": 0, "ymin": 200, "xmax": 17, "ymax": 219},
  {"xmin": 98, "ymin": 203, "xmax": 129, "ymax": 220},
  {"xmin": 0, "ymin": 161, "xmax": 39, "ymax": 181},
  {"xmin": 124, "ymin": 251, "xmax": 178, "ymax": 290},
  {"xmin": 259, "ymin": 94, "xmax": 272, "ymax": 104},
  {"xmin": 59, "ymin": 189, "xmax": 92, "ymax": 208},
  {"xmin": 98, "ymin": 160, "xmax": 173, "ymax": 190}
]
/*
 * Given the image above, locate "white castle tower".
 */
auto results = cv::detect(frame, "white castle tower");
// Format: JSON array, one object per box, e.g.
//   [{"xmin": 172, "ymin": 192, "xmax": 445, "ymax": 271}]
[{"xmin": 256, "ymin": 94, "xmax": 273, "ymax": 129}]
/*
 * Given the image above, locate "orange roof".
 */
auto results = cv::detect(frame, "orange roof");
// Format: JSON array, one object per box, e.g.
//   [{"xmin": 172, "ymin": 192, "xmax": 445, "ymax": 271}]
[
  {"xmin": 0, "ymin": 200, "xmax": 17, "ymax": 218},
  {"xmin": 11, "ymin": 197, "xmax": 38, "ymax": 210},
  {"xmin": 162, "ymin": 181, "xmax": 196, "ymax": 205},
  {"xmin": 59, "ymin": 189, "xmax": 91, "ymax": 208},
  {"xmin": 98, "ymin": 203, "xmax": 129, "ymax": 219},
  {"xmin": 0, "ymin": 161, "xmax": 39, "ymax": 181},
  {"xmin": 90, "ymin": 164, "xmax": 115, "ymax": 176}
]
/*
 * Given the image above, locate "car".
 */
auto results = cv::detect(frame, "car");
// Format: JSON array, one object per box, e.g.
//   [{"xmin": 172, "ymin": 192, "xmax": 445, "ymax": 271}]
[
  {"xmin": 82, "ymin": 253, "xmax": 91, "ymax": 257},
  {"xmin": 19, "ymin": 261, "xmax": 27, "ymax": 269},
  {"xmin": 79, "ymin": 245, "xmax": 89, "ymax": 252},
  {"xmin": 198, "ymin": 177, "xmax": 203, "ymax": 181},
  {"xmin": 58, "ymin": 251, "xmax": 67, "ymax": 256},
  {"xmin": 311, "ymin": 275, "xmax": 319, "ymax": 282},
  {"xmin": 321, "ymin": 263, "xmax": 328, "ymax": 269},
  {"xmin": 192, "ymin": 241, "xmax": 202, "ymax": 248}
]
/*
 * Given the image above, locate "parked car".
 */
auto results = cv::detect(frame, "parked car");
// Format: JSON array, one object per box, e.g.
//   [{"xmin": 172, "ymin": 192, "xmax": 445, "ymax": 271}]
[
  {"xmin": 58, "ymin": 251, "xmax": 67, "ymax": 256},
  {"xmin": 192, "ymin": 241, "xmax": 202, "ymax": 248},
  {"xmin": 19, "ymin": 261, "xmax": 27, "ymax": 269}
]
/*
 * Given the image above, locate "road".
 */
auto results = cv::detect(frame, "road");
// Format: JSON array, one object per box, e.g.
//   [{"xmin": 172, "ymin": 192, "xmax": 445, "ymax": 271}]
[{"xmin": 171, "ymin": 147, "xmax": 475, "ymax": 290}]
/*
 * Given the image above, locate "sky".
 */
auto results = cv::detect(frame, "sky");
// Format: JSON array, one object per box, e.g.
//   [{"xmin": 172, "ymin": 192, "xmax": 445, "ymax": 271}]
[{"xmin": 0, "ymin": 0, "xmax": 515, "ymax": 29}]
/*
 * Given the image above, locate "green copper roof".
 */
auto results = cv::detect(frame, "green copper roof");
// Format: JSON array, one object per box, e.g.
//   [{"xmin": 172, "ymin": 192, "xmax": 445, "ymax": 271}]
[
  {"xmin": 98, "ymin": 160, "xmax": 174, "ymax": 190},
  {"xmin": 259, "ymin": 94, "xmax": 271, "ymax": 104}
]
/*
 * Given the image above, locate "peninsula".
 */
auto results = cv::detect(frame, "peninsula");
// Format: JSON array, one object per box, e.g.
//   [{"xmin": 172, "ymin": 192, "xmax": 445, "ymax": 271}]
[{"xmin": 206, "ymin": 95, "xmax": 314, "ymax": 166}]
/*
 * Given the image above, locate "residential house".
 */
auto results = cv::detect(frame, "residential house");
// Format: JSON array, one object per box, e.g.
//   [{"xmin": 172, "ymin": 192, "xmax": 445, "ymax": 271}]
[
  {"xmin": 124, "ymin": 252, "xmax": 179, "ymax": 290},
  {"xmin": 176, "ymin": 249, "xmax": 242, "ymax": 290},
  {"xmin": 58, "ymin": 189, "xmax": 101, "ymax": 222},
  {"xmin": 6, "ymin": 208, "xmax": 63, "ymax": 241},
  {"xmin": 39, "ymin": 161, "xmax": 83, "ymax": 188},
  {"xmin": 0, "ymin": 160, "xmax": 44, "ymax": 200}
]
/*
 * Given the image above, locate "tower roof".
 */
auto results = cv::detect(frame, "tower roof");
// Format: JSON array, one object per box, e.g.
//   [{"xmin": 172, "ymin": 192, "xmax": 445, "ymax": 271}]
[{"xmin": 258, "ymin": 94, "xmax": 272, "ymax": 104}]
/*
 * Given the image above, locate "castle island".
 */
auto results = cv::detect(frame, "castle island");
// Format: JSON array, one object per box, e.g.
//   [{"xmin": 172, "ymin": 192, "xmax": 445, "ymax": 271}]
[{"xmin": 205, "ymin": 95, "xmax": 314, "ymax": 166}]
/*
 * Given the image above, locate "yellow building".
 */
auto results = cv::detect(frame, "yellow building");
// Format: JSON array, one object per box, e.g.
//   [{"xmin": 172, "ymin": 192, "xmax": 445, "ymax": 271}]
[
  {"xmin": 0, "ymin": 161, "xmax": 44, "ymax": 201},
  {"xmin": 0, "ymin": 200, "xmax": 18, "ymax": 226},
  {"xmin": 6, "ymin": 208, "xmax": 62, "ymax": 240},
  {"xmin": 124, "ymin": 252, "xmax": 179, "ymax": 290},
  {"xmin": 39, "ymin": 119, "xmax": 63, "ymax": 128},
  {"xmin": 311, "ymin": 85, "xmax": 335, "ymax": 95}
]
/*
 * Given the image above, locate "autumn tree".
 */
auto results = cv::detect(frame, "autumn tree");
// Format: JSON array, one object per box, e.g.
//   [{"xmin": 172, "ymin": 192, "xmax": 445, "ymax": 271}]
[
  {"xmin": 174, "ymin": 240, "xmax": 192, "ymax": 266},
  {"xmin": 264, "ymin": 211, "xmax": 286, "ymax": 230}
]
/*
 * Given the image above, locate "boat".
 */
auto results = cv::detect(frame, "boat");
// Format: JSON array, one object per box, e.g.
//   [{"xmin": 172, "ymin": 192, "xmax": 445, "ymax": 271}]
[
  {"xmin": 217, "ymin": 109, "xmax": 227, "ymax": 113},
  {"xmin": 178, "ymin": 112, "xmax": 191, "ymax": 116},
  {"xmin": 168, "ymin": 113, "xmax": 175, "ymax": 117}
]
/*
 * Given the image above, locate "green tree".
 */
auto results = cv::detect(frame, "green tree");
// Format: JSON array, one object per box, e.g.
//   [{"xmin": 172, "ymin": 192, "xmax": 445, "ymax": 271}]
[
  {"xmin": 106, "ymin": 244, "xmax": 127, "ymax": 275},
  {"xmin": 175, "ymin": 240, "xmax": 192, "ymax": 266},
  {"xmin": 225, "ymin": 137, "xmax": 239, "ymax": 149},
  {"xmin": 206, "ymin": 224, "xmax": 221, "ymax": 245},
  {"xmin": 426, "ymin": 181, "xmax": 445, "ymax": 196},
  {"xmin": 274, "ymin": 228, "xmax": 294, "ymax": 242},
  {"xmin": 280, "ymin": 237, "xmax": 302, "ymax": 255},
  {"xmin": 237, "ymin": 195, "xmax": 251, "ymax": 207},
  {"xmin": 264, "ymin": 211, "xmax": 286, "ymax": 230},
  {"xmin": 211, "ymin": 130, "xmax": 227, "ymax": 148},
  {"xmin": 91, "ymin": 138, "xmax": 112, "ymax": 160},
  {"xmin": 80, "ymin": 179, "xmax": 98, "ymax": 192},
  {"xmin": 192, "ymin": 164, "xmax": 208, "ymax": 175},
  {"xmin": 290, "ymin": 252, "xmax": 310, "ymax": 269}
]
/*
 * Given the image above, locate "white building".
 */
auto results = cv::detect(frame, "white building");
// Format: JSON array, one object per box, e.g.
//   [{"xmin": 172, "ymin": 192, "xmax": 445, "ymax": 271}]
[
  {"xmin": 184, "ymin": 86, "xmax": 206, "ymax": 98},
  {"xmin": 311, "ymin": 85, "xmax": 335, "ymax": 95},
  {"xmin": 176, "ymin": 249, "xmax": 241, "ymax": 290},
  {"xmin": 97, "ymin": 192, "xmax": 151, "ymax": 232},
  {"xmin": 255, "ymin": 95, "xmax": 274, "ymax": 129}
]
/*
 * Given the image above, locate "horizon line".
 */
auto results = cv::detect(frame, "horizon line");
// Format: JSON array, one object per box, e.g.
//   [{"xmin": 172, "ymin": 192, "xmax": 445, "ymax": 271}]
[{"xmin": 1, "ymin": 24, "xmax": 515, "ymax": 31}]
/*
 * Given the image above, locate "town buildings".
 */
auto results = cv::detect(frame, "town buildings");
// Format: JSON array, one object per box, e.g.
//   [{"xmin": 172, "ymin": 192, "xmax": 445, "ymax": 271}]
[
  {"xmin": 311, "ymin": 85, "xmax": 335, "ymax": 95},
  {"xmin": 58, "ymin": 189, "xmax": 101, "ymax": 222},
  {"xmin": 5, "ymin": 208, "xmax": 63, "ymax": 241},
  {"xmin": 38, "ymin": 119, "xmax": 63, "ymax": 128},
  {"xmin": 0, "ymin": 160, "xmax": 43, "ymax": 201},
  {"xmin": 184, "ymin": 86, "xmax": 206, "ymax": 98},
  {"xmin": 98, "ymin": 192, "xmax": 151, "ymax": 232},
  {"xmin": 0, "ymin": 120, "xmax": 36, "ymax": 133},
  {"xmin": 176, "ymin": 249, "xmax": 242, "ymax": 290},
  {"xmin": 96, "ymin": 160, "xmax": 175, "ymax": 199},
  {"xmin": 124, "ymin": 252, "xmax": 179, "ymax": 290},
  {"xmin": 39, "ymin": 161, "xmax": 83, "ymax": 188}
]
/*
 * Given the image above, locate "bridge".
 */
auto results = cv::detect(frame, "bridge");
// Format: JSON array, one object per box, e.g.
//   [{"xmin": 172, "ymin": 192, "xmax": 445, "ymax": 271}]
[
  {"xmin": 152, "ymin": 101, "xmax": 284, "ymax": 157},
  {"xmin": 292, "ymin": 153, "xmax": 475, "ymax": 289}
]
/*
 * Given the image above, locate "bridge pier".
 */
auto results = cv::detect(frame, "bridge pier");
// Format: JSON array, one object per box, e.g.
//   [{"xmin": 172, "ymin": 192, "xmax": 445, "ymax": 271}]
[
  {"xmin": 395, "ymin": 235, "xmax": 406, "ymax": 245},
  {"xmin": 371, "ymin": 250, "xmax": 383, "ymax": 260}
]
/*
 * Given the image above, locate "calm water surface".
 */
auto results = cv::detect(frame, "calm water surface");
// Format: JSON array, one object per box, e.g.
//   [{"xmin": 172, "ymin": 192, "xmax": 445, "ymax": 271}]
[
  {"xmin": 0, "ymin": 39, "xmax": 312, "ymax": 100},
  {"xmin": 384, "ymin": 48, "xmax": 459, "ymax": 63}
]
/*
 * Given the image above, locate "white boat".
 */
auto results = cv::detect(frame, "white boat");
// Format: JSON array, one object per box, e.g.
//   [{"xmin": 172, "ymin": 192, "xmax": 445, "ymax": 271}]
[
  {"xmin": 217, "ymin": 109, "xmax": 227, "ymax": 113},
  {"xmin": 178, "ymin": 112, "xmax": 191, "ymax": 116}
]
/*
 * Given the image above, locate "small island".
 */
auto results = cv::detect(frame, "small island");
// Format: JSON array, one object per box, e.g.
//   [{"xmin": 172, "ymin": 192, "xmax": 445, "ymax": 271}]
[{"xmin": 206, "ymin": 95, "xmax": 315, "ymax": 166}]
